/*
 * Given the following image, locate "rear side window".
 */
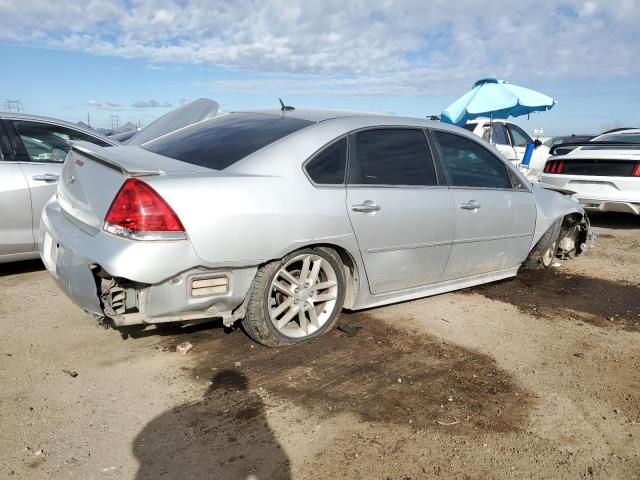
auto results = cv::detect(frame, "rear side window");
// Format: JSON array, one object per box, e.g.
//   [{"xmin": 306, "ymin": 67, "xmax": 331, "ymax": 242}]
[
  {"xmin": 349, "ymin": 129, "xmax": 437, "ymax": 186},
  {"xmin": 142, "ymin": 113, "xmax": 313, "ymax": 170},
  {"xmin": 432, "ymin": 131, "xmax": 511, "ymax": 189},
  {"xmin": 305, "ymin": 138, "xmax": 347, "ymax": 185}
]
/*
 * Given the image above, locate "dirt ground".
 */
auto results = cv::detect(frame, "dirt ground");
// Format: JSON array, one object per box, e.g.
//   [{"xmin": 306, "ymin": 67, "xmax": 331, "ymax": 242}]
[{"xmin": 1, "ymin": 212, "xmax": 638, "ymax": 479}]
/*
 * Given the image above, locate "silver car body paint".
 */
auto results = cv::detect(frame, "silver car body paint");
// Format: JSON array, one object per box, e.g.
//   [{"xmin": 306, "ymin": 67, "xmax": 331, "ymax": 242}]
[{"xmin": 39, "ymin": 109, "xmax": 587, "ymax": 327}]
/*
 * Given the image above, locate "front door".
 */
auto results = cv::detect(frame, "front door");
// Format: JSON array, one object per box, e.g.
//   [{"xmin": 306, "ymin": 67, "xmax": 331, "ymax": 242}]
[
  {"xmin": 431, "ymin": 130, "xmax": 536, "ymax": 279},
  {"xmin": 0, "ymin": 122, "xmax": 33, "ymax": 256},
  {"xmin": 483, "ymin": 122, "xmax": 516, "ymax": 162},
  {"xmin": 505, "ymin": 123, "xmax": 534, "ymax": 163},
  {"xmin": 7, "ymin": 119, "xmax": 112, "ymax": 238},
  {"xmin": 346, "ymin": 128, "xmax": 455, "ymax": 294}
]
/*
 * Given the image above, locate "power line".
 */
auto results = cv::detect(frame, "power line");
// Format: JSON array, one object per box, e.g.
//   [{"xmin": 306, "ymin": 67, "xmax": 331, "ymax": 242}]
[{"xmin": 4, "ymin": 99, "xmax": 23, "ymax": 112}]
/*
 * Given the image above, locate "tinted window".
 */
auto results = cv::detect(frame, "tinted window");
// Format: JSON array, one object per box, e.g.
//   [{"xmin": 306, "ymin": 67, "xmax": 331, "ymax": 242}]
[
  {"xmin": 433, "ymin": 131, "xmax": 511, "ymax": 189},
  {"xmin": 595, "ymin": 133, "xmax": 640, "ymax": 143},
  {"xmin": 506, "ymin": 124, "xmax": 532, "ymax": 147},
  {"xmin": 142, "ymin": 113, "xmax": 313, "ymax": 170},
  {"xmin": 461, "ymin": 124, "xmax": 476, "ymax": 132},
  {"xmin": 305, "ymin": 138, "xmax": 347, "ymax": 185},
  {"xmin": 13, "ymin": 120, "xmax": 111, "ymax": 163},
  {"xmin": 349, "ymin": 129, "xmax": 436, "ymax": 186}
]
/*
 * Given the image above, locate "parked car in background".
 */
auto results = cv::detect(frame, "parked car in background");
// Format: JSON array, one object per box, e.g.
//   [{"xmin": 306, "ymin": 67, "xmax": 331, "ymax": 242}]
[
  {"xmin": 543, "ymin": 134, "xmax": 595, "ymax": 150},
  {"xmin": 591, "ymin": 128, "xmax": 640, "ymax": 144},
  {"xmin": 0, "ymin": 113, "xmax": 118, "ymax": 264},
  {"xmin": 540, "ymin": 138, "xmax": 640, "ymax": 215},
  {"xmin": 40, "ymin": 109, "xmax": 592, "ymax": 346},
  {"xmin": 463, "ymin": 119, "xmax": 537, "ymax": 164}
]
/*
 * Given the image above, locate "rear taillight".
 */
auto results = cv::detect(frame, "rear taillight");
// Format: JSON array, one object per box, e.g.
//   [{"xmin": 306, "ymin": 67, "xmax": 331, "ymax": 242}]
[
  {"xmin": 632, "ymin": 163, "xmax": 640, "ymax": 177},
  {"xmin": 104, "ymin": 178, "xmax": 186, "ymax": 240},
  {"xmin": 543, "ymin": 160, "xmax": 565, "ymax": 174}
]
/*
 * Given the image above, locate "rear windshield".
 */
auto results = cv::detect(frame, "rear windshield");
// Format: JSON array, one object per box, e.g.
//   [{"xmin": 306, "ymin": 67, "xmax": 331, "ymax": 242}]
[
  {"xmin": 595, "ymin": 133, "xmax": 640, "ymax": 144},
  {"xmin": 141, "ymin": 113, "xmax": 313, "ymax": 170}
]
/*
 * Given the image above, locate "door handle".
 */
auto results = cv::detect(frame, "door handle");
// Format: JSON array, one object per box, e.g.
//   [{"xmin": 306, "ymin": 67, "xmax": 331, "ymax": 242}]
[
  {"xmin": 460, "ymin": 200, "xmax": 481, "ymax": 210},
  {"xmin": 32, "ymin": 173, "xmax": 59, "ymax": 183},
  {"xmin": 351, "ymin": 201, "xmax": 381, "ymax": 213}
]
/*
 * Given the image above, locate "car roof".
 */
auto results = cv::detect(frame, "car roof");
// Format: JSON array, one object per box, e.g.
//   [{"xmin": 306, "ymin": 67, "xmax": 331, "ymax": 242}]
[
  {"xmin": 230, "ymin": 108, "xmax": 385, "ymax": 123},
  {"xmin": 592, "ymin": 128, "xmax": 640, "ymax": 142},
  {"xmin": 190, "ymin": 108, "xmax": 456, "ymax": 131},
  {"xmin": 0, "ymin": 112, "xmax": 117, "ymax": 144}
]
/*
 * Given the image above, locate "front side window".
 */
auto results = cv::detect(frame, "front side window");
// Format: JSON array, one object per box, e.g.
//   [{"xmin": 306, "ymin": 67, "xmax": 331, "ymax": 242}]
[
  {"xmin": 12, "ymin": 120, "xmax": 111, "ymax": 163},
  {"xmin": 432, "ymin": 131, "xmax": 511, "ymax": 189},
  {"xmin": 305, "ymin": 137, "xmax": 347, "ymax": 185},
  {"xmin": 142, "ymin": 113, "xmax": 313, "ymax": 170},
  {"xmin": 506, "ymin": 124, "xmax": 532, "ymax": 147},
  {"xmin": 349, "ymin": 129, "xmax": 437, "ymax": 186}
]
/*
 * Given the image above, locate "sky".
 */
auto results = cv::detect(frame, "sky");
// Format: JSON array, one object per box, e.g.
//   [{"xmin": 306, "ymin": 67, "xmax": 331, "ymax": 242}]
[{"xmin": 0, "ymin": 0, "xmax": 639, "ymax": 136}]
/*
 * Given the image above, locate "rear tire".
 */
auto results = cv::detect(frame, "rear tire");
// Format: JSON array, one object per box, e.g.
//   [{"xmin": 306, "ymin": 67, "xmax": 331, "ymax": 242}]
[{"xmin": 242, "ymin": 248, "xmax": 346, "ymax": 347}]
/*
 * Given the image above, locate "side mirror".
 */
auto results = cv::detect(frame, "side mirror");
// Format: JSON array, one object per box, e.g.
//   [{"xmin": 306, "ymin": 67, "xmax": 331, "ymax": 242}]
[{"xmin": 534, "ymin": 139, "xmax": 542, "ymax": 148}]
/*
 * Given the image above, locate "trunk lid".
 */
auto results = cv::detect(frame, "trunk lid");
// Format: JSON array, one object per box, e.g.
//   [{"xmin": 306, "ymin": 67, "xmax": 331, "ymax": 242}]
[{"xmin": 57, "ymin": 142, "xmax": 212, "ymax": 229}]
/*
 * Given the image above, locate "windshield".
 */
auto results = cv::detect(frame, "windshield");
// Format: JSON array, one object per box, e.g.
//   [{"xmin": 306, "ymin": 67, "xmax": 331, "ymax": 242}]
[{"xmin": 142, "ymin": 113, "xmax": 313, "ymax": 170}]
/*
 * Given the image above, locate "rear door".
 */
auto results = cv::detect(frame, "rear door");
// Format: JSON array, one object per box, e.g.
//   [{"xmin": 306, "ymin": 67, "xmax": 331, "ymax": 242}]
[
  {"xmin": 431, "ymin": 130, "xmax": 536, "ymax": 279},
  {"xmin": 0, "ymin": 121, "xmax": 34, "ymax": 256},
  {"xmin": 346, "ymin": 128, "xmax": 455, "ymax": 294}
]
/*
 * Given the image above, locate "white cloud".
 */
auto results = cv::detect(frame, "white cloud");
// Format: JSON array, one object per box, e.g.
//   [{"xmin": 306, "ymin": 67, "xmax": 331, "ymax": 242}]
[
  {"xmin": 104, "ymin": 100, "xmax": 121, "ymax": 107},
  {"xmin": 85, "ymin": 99, "xmax": 102, "ymax": 107},
  {"xmin": 1, "ymin": 0, "xmax": 639, "ymax": 95},
  {"xmin": 132, "ymin": 99, "xmax": 173, "ymax": 108}
]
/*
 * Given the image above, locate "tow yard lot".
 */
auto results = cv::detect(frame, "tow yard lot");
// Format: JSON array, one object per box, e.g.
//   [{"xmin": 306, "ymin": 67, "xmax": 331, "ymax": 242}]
[{"xmin": 1, "ymin": 213, "xmax": 638, "ymax": 480}]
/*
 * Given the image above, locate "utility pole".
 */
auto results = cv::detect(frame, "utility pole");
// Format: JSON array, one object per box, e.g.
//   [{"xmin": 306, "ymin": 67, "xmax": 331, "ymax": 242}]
[
  {"xmin": 87, "ymin": 112, "xmax": 91, "ymax": 128},
  {"xmin": 110, "ymin": 114, "xmax": 120, "ymax": 132},
  {"xmin": 4, "ymin": 99, "xmax": 24, "ymax": 112}
]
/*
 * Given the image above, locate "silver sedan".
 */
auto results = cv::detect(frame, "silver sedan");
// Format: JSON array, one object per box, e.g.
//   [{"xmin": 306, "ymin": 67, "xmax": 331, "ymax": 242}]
[{"xmin": 39, "ymin": 109, "xmax": 592, "ymax": 346}]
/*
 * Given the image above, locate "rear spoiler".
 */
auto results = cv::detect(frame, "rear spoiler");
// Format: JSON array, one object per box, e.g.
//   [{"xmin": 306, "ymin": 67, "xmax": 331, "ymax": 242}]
[
  {"xmin": 70, "ymin": 143, "xmax": 164, "ymax": 177},
  {"xmin": 550, "ymin": 141, "xmax": 640, "ymax": 156}
]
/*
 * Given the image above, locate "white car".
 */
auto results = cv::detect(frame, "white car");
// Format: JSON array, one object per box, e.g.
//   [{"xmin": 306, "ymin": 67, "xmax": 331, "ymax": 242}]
[
  {"xmin": 539, "ymin": 130, "xmax": 640, "ymax": 215},
  {"xmin": 463, "ymin": 119, "xmax": 547, "ymax": 179}
]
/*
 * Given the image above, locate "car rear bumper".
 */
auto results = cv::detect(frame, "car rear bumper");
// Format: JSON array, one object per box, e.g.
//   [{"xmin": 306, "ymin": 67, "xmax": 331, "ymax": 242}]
[
  {"xmin": 576, "ymin": 198, "xmax": 640, "ymax": 215},
  {"xmin": 539, "ymin": 174, "xmax": 640, "ymax": 215},
  {"xmin": 39, "ymin": 197, "xmax": 257, "ymax": 326}
]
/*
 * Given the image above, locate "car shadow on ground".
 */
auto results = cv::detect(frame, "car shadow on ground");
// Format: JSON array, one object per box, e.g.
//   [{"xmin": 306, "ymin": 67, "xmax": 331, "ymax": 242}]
[
  {"xmin": 588, "ymin": 212, "xmax": 639, "ymax": 230},
  {"xmin": 0, "ymin": 259, "xmax": 45, "ymax": 278},
  {"xmin": 132, "ymin": 369, "xmax": 291, "ymax": 480}
]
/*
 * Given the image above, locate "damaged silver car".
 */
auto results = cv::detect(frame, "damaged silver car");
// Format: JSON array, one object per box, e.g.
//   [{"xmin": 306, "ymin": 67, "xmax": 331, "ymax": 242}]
[{"xmin": 39, "ymin": 109, "xmax": 593, "ymax": 346}]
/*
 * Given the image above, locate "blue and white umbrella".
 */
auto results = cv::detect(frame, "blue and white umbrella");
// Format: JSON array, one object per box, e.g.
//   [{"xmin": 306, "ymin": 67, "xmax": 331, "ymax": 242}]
[{"xmin": 441, "ymin": 76, "xmax": 556, "ymax": 126}]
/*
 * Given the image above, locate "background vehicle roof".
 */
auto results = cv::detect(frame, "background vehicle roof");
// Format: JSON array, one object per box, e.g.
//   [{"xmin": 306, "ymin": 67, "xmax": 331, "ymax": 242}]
[{"xmin": 0, "ymin": 111, "xmax": 117, "ymax": 144}]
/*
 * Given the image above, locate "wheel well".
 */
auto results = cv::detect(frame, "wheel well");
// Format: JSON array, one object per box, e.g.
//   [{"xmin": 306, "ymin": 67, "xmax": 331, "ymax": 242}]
[{"xmin": 277, "ymin": 243, "xmax": 360, "ymax": 309}]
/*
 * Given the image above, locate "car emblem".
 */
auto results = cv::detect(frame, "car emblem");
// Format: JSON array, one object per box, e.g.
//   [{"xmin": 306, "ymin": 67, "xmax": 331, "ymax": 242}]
[
  {"xmin": 75, "ymin": 159, "xmax": 84, "ymax": 167},
  {"xmin": 67, "ymin": 175, "xmax": 76, "ymax": 185}
]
